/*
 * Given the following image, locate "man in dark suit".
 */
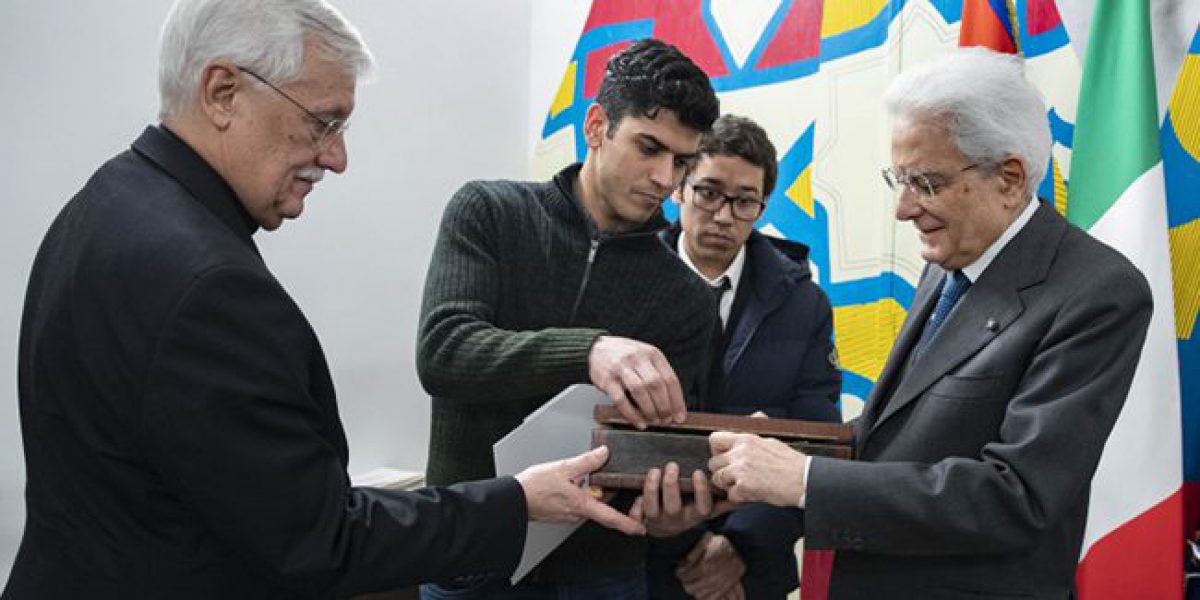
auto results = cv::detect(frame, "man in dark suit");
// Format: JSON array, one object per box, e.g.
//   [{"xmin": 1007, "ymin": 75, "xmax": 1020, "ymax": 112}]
[
  {"xmin": 4, "ymin": 1, "xmax": 642, "ymax": 598},
  {"xmin": 707, "ymin": 48, "xmax": 1154, "ymax": 599},
  {"xmin": 649, "ymin": 114, "xmax": 840, "ymax": 599}
]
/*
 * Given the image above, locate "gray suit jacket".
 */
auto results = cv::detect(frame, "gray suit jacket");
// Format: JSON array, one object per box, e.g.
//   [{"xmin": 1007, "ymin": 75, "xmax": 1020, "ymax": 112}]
[{"xmin": 805, "ymin": 203, "xmax": 1153, "ymax": 599}]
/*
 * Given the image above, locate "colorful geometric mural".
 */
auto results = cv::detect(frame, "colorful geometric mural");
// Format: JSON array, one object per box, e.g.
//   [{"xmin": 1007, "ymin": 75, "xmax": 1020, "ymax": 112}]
[
  {"xmin": 532, "ymin": 0, "xmax": 1097, "ymax": 417},
  {"xmin": 531, "ymin": 4, "xmax": 1199, "ymax": 596}
]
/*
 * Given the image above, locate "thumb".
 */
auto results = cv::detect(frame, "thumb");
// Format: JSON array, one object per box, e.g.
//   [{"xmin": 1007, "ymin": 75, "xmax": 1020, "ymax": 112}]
[
  {"xmin": 709, "ymin": 431, "xmax": 739, "ymax": 455},
  {"xmin": 564, "ymin": 445, "xmax": 610, "ymax": 477}
]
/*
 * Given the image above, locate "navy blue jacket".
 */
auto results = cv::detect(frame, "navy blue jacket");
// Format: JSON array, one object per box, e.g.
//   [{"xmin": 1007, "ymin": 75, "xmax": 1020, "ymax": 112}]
[{"xmin": 650, "ymin": 228, "xmax": 841, "ymax": 599}]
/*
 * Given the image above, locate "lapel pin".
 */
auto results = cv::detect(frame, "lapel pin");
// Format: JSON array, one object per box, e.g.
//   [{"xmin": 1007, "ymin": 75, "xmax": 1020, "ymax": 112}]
[{"xmin": 986, "ymin": 318, "xmax": 999, "ymax": 332}]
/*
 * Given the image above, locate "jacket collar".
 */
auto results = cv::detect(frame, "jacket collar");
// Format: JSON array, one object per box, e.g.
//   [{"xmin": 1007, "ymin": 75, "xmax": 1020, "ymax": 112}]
[
  {"xmin": 865, "ymin": 202, "xmax": 1065, "ymax": 440},
  {"xmin": 661, "ymin": 226, "xmax": 815, "ymax": 371},
  {"xmin": 131, "ymin": 124, "xmax": 259, "ymax": 251}
]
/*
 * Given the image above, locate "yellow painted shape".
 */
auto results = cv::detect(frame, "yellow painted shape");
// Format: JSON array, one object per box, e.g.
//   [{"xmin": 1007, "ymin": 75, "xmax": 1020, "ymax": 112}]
[
  {"xmin": 786, "ymin": 165, "xmax": 815, "ymax": 217},
  {"xmin": 1168, "ymin": 53, "xmax": 1200, "ymax": 162},
  {"xmin": 833, "ymin": 298, "xmax": 908, "ymax": 383},
  {"xmin": 1052, "ymin": 156, "xmax": 1068, "ymax": 216},
  {"xmin": 821, "ymin": 0, "xmax": 889, "ymax": 38},
  {"xmin": 1169, "ymin": 219, "xmax": 1200, "ymax": 340},
  {"xmin": 550, "ymin": 61, "xmax": 577, "ymax": 119}
]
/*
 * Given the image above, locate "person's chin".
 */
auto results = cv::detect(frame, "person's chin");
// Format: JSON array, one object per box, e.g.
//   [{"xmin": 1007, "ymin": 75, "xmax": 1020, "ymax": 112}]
[
  {"xmin": 624, "ymin": 202, "xmax": 660, "ymax": 224},
  {"xmin": 631, "ymin": 192, "xmax": 664, "ymax": 212},
  {"xmin": 919, "ymin": 245, "xmax": 947, "ymax": 266},
  {"xmin": 699, "ymin": 233, "xmax": 737, "ymax": 250},
  {"xmin": 273, "ymin": 195, "xmax": 306, "ymax": 224}
]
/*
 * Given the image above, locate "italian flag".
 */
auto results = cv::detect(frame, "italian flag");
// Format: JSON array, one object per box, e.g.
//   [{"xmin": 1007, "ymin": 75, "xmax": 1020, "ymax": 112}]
[{"xmin": 1068, "ymin": 0, "xmax": 1185, "ymax": 597}]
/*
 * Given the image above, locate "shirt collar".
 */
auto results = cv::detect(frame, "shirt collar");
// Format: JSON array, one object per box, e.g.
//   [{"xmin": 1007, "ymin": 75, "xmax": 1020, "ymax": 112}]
[
  {"xmin": 961, "ymin": 197, "xmax": 1040, "ymax": 283},
  {"xmin": 131, "ymin": 124, "xmax": 259, "ymax": 249},
  {"xmin": 676, "ymin": 231, "xmax": 747, "ymax": 292}
]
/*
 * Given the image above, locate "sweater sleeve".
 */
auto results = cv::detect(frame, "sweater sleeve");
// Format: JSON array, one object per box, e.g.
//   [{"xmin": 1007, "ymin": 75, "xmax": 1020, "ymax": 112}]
[{"xmin": 417, "ymin": 182, "xmax": 605, "ymax": 401}]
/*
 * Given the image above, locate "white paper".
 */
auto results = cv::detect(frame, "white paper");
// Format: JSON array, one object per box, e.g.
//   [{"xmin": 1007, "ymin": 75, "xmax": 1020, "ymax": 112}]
[{"xmin": 493, "ymin": 384, "xmax": 609, "ymax": 584}]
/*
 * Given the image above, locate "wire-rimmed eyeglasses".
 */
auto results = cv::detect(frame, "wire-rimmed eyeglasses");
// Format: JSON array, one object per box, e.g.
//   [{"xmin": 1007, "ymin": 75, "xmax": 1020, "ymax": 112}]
[
  {"xmin": 881, "ymin": 164, "xmax": 977, "ymax": 198},
  {"xmin": 237, "ymin": 66, "xmax": 348, "ymax": 150},
  {"xmin": 687, "ymin": 182, "xmax": 766, "ymax": 221}
]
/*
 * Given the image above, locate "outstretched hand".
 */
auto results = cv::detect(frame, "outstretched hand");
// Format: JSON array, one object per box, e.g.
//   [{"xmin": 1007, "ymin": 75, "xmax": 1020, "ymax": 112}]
[{"xmin": 515, "ymin": 446, "xmax": 645, "ymax": 535}]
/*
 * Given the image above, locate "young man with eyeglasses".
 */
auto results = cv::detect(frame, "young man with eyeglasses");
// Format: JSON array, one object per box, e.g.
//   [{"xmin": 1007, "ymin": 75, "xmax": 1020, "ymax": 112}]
[{"xmin": 652, "ymin": 114, "xmax": 841, "ymax": 599}]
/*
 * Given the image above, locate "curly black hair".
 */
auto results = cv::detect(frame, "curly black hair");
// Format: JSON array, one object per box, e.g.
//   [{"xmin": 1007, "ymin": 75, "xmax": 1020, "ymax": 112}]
[
  {"xmin": 595, "ymin": 38, "xmax": 719, "ymax": 136},
  {"xmin": 698, "ymin": 114, "xmax": 779, "ymax": 196}
]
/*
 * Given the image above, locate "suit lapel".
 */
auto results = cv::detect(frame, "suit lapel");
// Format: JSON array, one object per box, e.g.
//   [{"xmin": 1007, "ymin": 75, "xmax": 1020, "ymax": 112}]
[
  {"xmin": 865, "ymin": 203, "xmax": 1066, "ymax": 441},
  {"xmin": 860, "ymin": 264, "xmax": 940, "ymax": 436}
]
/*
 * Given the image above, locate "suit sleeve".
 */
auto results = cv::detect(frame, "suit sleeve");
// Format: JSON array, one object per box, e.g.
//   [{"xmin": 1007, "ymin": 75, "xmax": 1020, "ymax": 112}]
[
  {"xmin": 804, "ymin": 263, "xmax": 1152, "ymax": 556},
  {"xmin": 786, "ymin": 286, "xmax": 842, "ymax": 422},
  {"xmin": 142, "ymin": 265, "xmax": 527, "ymax": 596},
  {"xmin": 416, "ymin": 183, "xmax": 605, "ymax": 401}
]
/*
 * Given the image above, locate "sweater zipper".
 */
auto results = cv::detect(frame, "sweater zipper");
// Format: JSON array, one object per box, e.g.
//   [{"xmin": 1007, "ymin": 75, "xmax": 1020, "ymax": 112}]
[{"xmin": 568, "ymin": 236, "xmax": 601, "ymax": 324}]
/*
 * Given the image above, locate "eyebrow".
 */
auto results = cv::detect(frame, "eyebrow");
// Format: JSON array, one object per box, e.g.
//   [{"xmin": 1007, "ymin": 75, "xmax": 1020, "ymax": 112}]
[
  {"xmin": 696, "ymin": 176, "xmax": 762, "ymax": 195},
  {"xmin": 637, "ymin": 133, "xmax": 698, "ymax": 161}
]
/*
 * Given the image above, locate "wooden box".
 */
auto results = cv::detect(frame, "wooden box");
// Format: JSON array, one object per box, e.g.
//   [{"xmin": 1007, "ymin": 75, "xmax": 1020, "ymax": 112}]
[{"xmin": 589, "ymin": 404, "xmax": 854, "ymax": 494}]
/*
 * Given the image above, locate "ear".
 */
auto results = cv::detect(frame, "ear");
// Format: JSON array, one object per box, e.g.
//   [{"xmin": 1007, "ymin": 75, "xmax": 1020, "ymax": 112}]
[
  {"xmin": 583, "ymin": 103, "xmax": 609, "ymax": 150},
  {"xmin": 197, "ymin": 62, "xmax": 241, "ymax": 130},
  {"xmin": 997, "ymin": 156, "xmax": 1027, "ymax": 206}
]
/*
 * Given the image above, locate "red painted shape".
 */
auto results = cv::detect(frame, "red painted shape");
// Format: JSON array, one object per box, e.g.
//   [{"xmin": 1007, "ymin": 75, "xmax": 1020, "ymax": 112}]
[
  {"xmin": 756, "ymin": 0, "xmax": 824, "ymax": 70},
  {"xmin": 1025, "ymin": 0, "xmax": 1064, "ymax": 36},
  {"xmin": 1076, "ymin": 489, "xmax": 1185, "ymax": 600},
  {"xmin": 959, "ymin": 0, "xmax": 1016, "ymax": 53},
  {"xmin": 582, "ymin": 0, "xmax": 656, "ymax": 33},
  {"xmin": 580, "ymin": 0, "xmax": 727, "ymax": 93},
  {"xmin": 584, "ymin": 41, "xmax": 633, "ymax": 99},
  {"xmin": 650, "ymin": 0, "xmax": 728, "ymax": 77}
]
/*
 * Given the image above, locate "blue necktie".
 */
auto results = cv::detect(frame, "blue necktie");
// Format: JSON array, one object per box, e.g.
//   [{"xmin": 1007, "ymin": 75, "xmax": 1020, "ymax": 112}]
[{"xmin": 912, "ymin": 270, "xmax": 970, "ymax": 361}]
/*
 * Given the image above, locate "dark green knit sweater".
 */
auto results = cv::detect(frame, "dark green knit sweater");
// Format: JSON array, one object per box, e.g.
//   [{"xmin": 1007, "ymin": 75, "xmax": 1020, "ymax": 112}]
[{"xmin": 418, "ymin": 164, "xmax": 715, "ymax": 583}]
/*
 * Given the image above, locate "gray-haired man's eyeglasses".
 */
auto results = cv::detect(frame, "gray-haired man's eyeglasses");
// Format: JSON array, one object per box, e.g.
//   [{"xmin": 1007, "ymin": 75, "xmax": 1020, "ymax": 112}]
[
  {"xmin": 237, "ymin": 66, "xmax": 348, "ymax": 150},
  {"xmin": 881, "ymin": 164, "xmax": 977, "ymax": 198}
]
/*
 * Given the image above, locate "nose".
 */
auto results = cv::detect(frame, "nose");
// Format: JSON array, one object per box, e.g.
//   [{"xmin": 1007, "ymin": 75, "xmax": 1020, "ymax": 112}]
[
  {"xmin": 648, "ymin": 155, "xmax": 674, "ymax": 193},
  {"xmin": 316, "ymin": 132, "xmax": 348, "ymax": 174},
  {"xmin": 713, "ymin": 200, "xmax": 735, "ymax": 224},
  {"xmin": 893, "ymin": 186, "xmax": 921, "ymax": 221}
]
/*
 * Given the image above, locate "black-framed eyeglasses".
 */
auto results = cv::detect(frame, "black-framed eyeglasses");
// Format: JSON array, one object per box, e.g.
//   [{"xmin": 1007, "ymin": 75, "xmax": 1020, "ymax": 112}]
[
  {"xmin": 237, "ymin": 66, "xmax": 348, "ymax": 149},
  {"xmin": 688, "ymin": 182, "xmax": 766, "ymax": 221},
  {"xmin": 881, "ymin": 164, "xmax": 977, "ymax": 199}
]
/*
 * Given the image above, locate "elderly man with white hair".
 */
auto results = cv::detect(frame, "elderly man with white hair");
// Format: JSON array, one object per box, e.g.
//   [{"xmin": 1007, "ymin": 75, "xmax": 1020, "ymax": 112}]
[
  {"xmin": 4, "ymin": 1, "xmax": 643, "ymax": 597},
  {"xmin": 706, "ymin": 48, "xmax": 1153, "ymax": 599}
]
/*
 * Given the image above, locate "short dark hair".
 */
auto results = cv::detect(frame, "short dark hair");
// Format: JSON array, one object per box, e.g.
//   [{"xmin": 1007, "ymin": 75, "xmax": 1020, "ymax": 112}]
[
  {"xmin": 595, "ymin": 38, "xmax": 719, "ymax": 136},
  {"xmin": 697, "ymin": 114, "xmax": 779, "ymax": 196}
]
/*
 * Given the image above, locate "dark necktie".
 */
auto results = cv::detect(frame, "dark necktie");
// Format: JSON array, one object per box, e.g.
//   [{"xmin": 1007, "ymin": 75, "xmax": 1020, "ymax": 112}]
[
  {"xmin": 711, "ymin": 277, "xmax": 730, "ymax": 328},
  {"xmin": 912, "ymin": 270, "xmax": 970, "ymax": 361}
]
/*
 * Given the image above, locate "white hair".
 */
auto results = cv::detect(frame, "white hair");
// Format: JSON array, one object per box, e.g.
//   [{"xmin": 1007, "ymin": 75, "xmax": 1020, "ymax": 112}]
[
  {"xmin": 157, "ymin": 0, "xmax": 375, "ymax": 119},
  {"xmin": 885, "ymin": 47, "xmax": 1051, "ymax": 198}
]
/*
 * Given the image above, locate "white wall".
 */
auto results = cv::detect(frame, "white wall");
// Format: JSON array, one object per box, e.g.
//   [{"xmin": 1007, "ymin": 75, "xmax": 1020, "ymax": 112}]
[{"xmin": 0, "ymin": 0, "xmax": 534, "ymax": 580}]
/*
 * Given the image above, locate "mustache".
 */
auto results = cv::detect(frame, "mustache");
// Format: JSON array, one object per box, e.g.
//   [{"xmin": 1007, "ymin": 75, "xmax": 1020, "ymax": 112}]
[{"xmin": 297, "ymin": 167, "xmax": 325, "ymax": 183}]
